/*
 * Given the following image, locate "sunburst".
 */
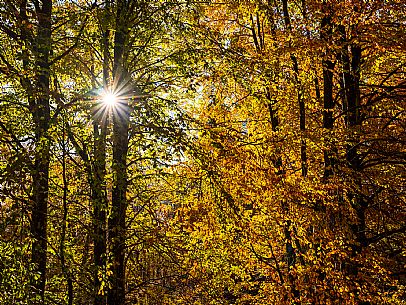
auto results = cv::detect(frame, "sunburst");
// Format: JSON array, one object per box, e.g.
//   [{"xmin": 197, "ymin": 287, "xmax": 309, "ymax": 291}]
[
  {"xmin": 93, "ymin": 77, "xmax": 135, "ymax": 124},
  {"xmin": 102, "ymin": 91, "xmax": 118, "ymax": 107}
]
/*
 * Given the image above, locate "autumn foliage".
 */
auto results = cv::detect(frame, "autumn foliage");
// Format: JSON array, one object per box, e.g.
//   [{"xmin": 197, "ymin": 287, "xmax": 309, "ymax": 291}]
[{"xmin": 0, "ymin": 0, "xmax": 405, "ymax": 304}]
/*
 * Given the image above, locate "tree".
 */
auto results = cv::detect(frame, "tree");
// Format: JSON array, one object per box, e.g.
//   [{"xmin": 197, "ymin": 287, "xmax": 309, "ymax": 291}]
[{"xmin": 0, "ymin": 0, "xmax": 53, "ymax": 301}]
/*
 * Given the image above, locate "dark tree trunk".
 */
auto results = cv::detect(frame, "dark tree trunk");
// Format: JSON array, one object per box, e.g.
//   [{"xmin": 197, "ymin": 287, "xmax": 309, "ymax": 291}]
[
  {"xmin": 321, "ymin": 7, "xmax": 335, "ymax": 179},
  {"xmin": 339, "ymin": 16, "xmax": 370, "ymax": 304},
  {"xmin": 108, "ymin": 1, "xmax": 130, "ymax": 303},
  {"xmin": 30, "ymin": 0, "xmax": 53, "ymax": 302},
  {"xmin": 31, "ymin": 119, "xmax": 50, "ymax": 303},
  {"xmin": 341, "ymin": 34, "xmax": 366, "ymax": 251},
  {"xmin": 93, "ymin": 122, "xmax": 108, "ymax": 305},
  {"xmin": 108, "ymin": 105, "xmax": 129, "ymax": 305},
  {"xmin": 67, "ymin": 107, "xmax": 108, "ymax": 305},
  {"xmin": 93, "ymin": 5, "xmax": 110, "ymax": 302},
  {"xmin": 60, "ymin": 114, "xmax": 74, "ymax": 305},
  {"xmin": 280, "ymin": 0, "xmax": 303, "ymax": 302}
]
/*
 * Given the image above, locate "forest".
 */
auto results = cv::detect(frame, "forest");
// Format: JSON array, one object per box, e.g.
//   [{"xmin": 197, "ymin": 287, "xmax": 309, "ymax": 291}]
[{"xmin": 0, "ymin": 0, "xmax": 405, "ymax": 304}]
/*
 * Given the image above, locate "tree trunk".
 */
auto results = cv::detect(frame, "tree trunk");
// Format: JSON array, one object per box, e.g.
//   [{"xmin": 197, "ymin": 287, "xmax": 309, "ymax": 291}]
[
  {"xmin": 340, "ymin": 15, "xmax": 370, "ymax": 304},
  {"xmin": 321, "ymin": 7, "xmax": 335, "ymax": 179},
  {"xmin": 93, "ymin": 5, "xmax": 110, "ymax": 301},
  {"xmin": 108, "ymin": 1, "xmax": 130, "ymax": 303},
  {"xmin": 93, "ymin": 121, "xmax": 108, "ymax": 305},
  {"xmin": 280, "ymin": 0, "xmax": 303, "ymax": 301},
  {"xmin": 30, "ymin": 0, "xmax": 53, "ymax": 302},
  {"xmin": 108, "ymin": 105, "xmax": 129, "ymax": 305},
  {"xmin": 340, "ymin": 26, "xmax": 366, "ymax": 250},
  {"xmin": 60, "ymin": 113, "xmax": 74, "ymax": 305}
]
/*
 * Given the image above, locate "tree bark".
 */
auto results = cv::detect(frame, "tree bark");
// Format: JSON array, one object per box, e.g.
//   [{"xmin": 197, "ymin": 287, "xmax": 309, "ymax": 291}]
[
  {"xmin": 30, "ymin": 0, "xmax": 53, "ymax": 302},
  {"xmin": 339, "ymin": 26, "xmax": 365, "ymax": 248},
  {"xmin": 108, "ymin": 1, "xmax": 130, "ymax": 303},
  {"xmin": 93, "ymin": 121, "xmax": 108, "ymax": 305},
  {"xmin": 60, "ymin": 113, "xmax": 74, "ymax": 305},
  {"xmin": 93, "ymin": 4, "xmax": 110, "ymax": 302},
  {"xmin": 280, "ymin": 0, "xmax": 303, "ymax": 301},
  {"xmin": 339, "ymin": 13, "xmax": 370, "ymax": 303},
  {"xmin": 321, "ymin": 6, "xmax": 335, "ymax": 179}
]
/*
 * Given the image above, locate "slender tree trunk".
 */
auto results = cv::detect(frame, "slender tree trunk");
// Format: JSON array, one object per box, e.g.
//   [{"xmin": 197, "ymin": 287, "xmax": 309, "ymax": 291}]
[
  {"xmin": 93, "ymin": 5, "xmax": 110, "ymax": 301},
  {"xmin": 108, "ymin": 102, "xmax": 129, "ymax": 305},
  {"xmin": 66, "ymin": 110, "xmax": 108, "ymax": 305},
  {"xmin": 60, "ymin": 113, "xmax": 74, "ymax": 305},
  {"xmin": 280, "ymin": 0, "xmax": 304, "ymax": 301},
  {"xmin": 30, "ymin": 0, "xmax": 53, "ymax": 302},
  {"xmin": 93, "ymin": 121, "xmax": 108, "ymax": 305},
  {"xmin": 321, "ymin": 7, "xmax": 335, "ymax": 179},
  {"xmin": 340, "ymin": 24, "xmax": 368, "ymax": 303},
  {"xmin": 281, "ymin": 0, "xmax": 307, "ymax": 176},
  {"xmin": 339, "ymin": 8, "xmax": 370, "ymax": 302},
  {"xmin": 340, "ymin": 26, "xmax": 366, "ymax": 249},
  {"xmin": 31, "ymin": 117, "xmax": 50, "ymax": 304},
  {"xmin": 108, "ymin": 1, "xmax": 130, "ymax": 303}
]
